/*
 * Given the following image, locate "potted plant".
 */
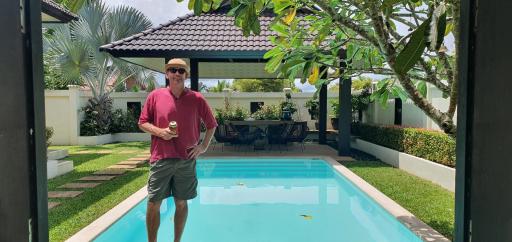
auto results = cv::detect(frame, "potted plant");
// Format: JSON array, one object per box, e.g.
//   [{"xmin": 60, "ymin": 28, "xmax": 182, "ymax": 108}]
[
  {"xmin": 305, "ymin": 99, "xmax": 319, "ymax": 129},
  {"xmin": 329, "ymin": 99, "xmax": 340, "ymax": 130}
]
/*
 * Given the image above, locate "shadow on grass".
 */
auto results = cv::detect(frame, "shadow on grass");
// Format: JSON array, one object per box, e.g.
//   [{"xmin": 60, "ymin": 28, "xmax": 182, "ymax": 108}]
[{"xmin": 48, "ymin": 169, "xmax": 148, "ymax": 230}]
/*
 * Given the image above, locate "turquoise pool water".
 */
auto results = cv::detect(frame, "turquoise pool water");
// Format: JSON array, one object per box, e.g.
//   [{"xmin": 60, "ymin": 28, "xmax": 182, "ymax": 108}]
[{"xmin": 94, "ymin": 158, "xmax": 422, "ymax": 242}]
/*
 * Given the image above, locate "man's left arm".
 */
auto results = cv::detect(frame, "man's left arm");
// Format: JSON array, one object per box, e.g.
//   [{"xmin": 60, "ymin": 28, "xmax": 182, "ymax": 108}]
[{"xmin": 187, "ymin": 95, "xmax": 218, "ymax": 159}]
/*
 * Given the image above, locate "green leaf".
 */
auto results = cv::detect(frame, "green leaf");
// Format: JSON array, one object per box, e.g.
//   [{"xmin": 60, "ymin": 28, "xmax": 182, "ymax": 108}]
[
  {"xmin": 435, "ymin": 13, "xmax": 447, "ymax": 50},
  {"xmin": 188, "ymin": 0, "xmax": 195, "ymax": 10},
  {"xmin": 194, "ymin": 0, "xmax": 203, "ymax": 15},
  {"xmin": 380, "ymin": 0, "xmax": 401, "ymax": 11},
  {"xmin": 392, "ymin": 86, "xmax": 409, "ymax": 101},
  {"xmin": 380, "ymin": 91, "xmax": 389, "ymax": 107},
  {"xmin": 272, "ymin": 0, "xmax": 292, "ymax": 13},
  {"xmin": 263, "ymin": 47, "xmax": 283, "ymax": 59},
  {"xmin": 265, "ymin": 53, "xmax": 285, "ymax": 73},
  {"xmin": 281, "ymin": 59, "xmax": 306, "ymax": 73},
  {"xmin": 271, "ymin": 22, "xmax": 289, "ymax": 37},
  {"xmin": 445, "ymin": 22, "xmax": 454, "ymax": 36},
  {"xmin": 394, "ymin": 19, "xmax": 430, "ymax": 75},
  {"xmin": 417, "ymin": 81, "xmax": 427, "ymax": 97}
]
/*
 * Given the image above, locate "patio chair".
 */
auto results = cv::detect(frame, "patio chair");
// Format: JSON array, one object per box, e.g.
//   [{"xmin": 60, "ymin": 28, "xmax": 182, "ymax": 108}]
[
  {"xmin": 230, "ymin": 124, "xmax": 261, "ymax": 151},
  {"xmin": 285, "ymin": 121, "xmax": 309, "ymax": 152},
  {"xmin": 213, "ymin": 123, "xmax": 239, "ymax": 151},
  {"xmin": 267, "ymin": 123, "xmax": 294, "ymax": 151}
]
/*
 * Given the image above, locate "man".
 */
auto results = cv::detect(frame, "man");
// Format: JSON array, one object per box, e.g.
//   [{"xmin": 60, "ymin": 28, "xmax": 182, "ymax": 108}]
[{"xmin": 138, "ymin": 58, "xmax": 217, "ymax": 242}]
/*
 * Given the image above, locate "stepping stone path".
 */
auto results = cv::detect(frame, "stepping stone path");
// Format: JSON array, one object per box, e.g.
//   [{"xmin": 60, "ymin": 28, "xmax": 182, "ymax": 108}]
[
  {"xmin": 78, "ymin": 175, "xmax": 116, "ymax": 181},
  {"xmin": 118, "ymin": 160, "xmax": 146, "ymax": 166},
  {"xmin": 93, "ymin": 169, "xmax": 127, "ymax": 175},
  {"xmin": 58, "ymin": 183, "xmax": 101, "ymax": 189},
  {"xmin": 107, "ymin": 164, "xmax": 137, "ymax": 169},
  {"xmin": 48, "ymin": 151, "xmax": 150, "ymax": 207},
  {"xmin": 48, "ymin": 191, "xmax": 83, "ymax": 198},
  {"xmin": 48, "ymin": 202, "xmax": 61, "ymax": 210},
  {"xmin": 119, "ymin": 150, "xmax": 138, "ymax": 154},
  {"xmin": 128, "ymin": 157, "xmax": 148, "ymax": 161}
]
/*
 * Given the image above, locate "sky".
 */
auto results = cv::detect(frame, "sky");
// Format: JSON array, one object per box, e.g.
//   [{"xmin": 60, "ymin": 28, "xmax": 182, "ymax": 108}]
[{"xmin": 104, "ymin": 0, "xmax": 454, "ymax": 92}]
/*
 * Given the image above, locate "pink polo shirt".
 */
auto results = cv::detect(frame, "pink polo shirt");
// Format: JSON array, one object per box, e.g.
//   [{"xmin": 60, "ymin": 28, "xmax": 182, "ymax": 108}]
[{"xmin": 138, "ymin": 88, "xmax": 217, "ymax": 163}]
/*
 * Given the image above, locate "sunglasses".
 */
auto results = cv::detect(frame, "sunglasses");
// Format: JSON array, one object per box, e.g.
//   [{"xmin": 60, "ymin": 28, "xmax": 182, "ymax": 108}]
[{"xmin": 168, "ymin": 67, "xmax": 187, "ymax": 74}]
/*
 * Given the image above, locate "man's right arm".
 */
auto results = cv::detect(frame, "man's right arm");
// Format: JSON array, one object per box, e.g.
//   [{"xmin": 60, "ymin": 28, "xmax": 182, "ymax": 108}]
[{"xmin": 139, "ymin": 123, "xmax": 176, "ymax": 140}]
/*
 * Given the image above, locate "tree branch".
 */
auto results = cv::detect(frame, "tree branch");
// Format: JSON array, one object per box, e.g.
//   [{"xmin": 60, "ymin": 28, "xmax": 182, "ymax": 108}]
[{"xmin": 419, "ymin": 58, "xmax": 451, "ymax": 95}]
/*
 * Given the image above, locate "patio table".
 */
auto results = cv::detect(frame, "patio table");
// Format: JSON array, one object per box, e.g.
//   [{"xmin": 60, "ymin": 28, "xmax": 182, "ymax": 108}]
[{"xmin": 226, "ymin": 120, "xmax": 294, "ymax": 149}]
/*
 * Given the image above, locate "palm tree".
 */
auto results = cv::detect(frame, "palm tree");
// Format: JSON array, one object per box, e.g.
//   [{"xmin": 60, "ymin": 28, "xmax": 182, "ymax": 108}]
[
  {"xmin": 208, "ymin": 80, "xmax": 232, "ymax": 92},
  {"xmin": 45, "ymin": 1, "xmax": 156, "ymax": 135},
  {"xmin": 45, "ymin": 0, "xmax": 156, "ymax": 99}
]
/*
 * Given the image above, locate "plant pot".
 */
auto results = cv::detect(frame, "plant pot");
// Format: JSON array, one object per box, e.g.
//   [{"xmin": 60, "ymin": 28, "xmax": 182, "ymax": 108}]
[{"xmin": 331, "ymin": 118, "xmax": 339, "ymax": 130}]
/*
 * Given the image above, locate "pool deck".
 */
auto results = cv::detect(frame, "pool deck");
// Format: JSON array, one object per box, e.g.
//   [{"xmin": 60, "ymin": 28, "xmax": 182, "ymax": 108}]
[{"xmin": 66, "ymin": 143, "xmax": 450, "ymax": 242}]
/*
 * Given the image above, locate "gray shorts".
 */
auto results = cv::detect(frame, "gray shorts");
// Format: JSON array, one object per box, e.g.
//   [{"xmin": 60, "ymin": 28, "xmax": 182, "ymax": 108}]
[{"xmin": 147, "ymin": 158, "xmax": 198, "ymax": 202}]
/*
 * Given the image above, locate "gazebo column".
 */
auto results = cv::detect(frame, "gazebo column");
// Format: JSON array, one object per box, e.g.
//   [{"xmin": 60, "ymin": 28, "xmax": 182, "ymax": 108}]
[
  {"xmin": 190, "ymin": 59, "xmax": 199, "ymax": 91},
  {"xmin": 338, "ymin": 49, "xmax": 351, "ymax": 156},
  {"xmin": 318, "ymin": 67, "xmax": 328, "ymax": 144}
]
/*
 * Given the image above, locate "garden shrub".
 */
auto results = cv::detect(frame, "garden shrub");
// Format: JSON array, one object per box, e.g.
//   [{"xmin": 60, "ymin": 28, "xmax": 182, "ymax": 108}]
[
  {"xmin": 352, "ymin": 123, "xmax": 456, "ymax": 167},
  {"xmin": 110, "ymin": 109, "xmax": 142, "ymax": 133},
  {"xmin": 45, "ymin": 127, "xmax": 54, "ymax": 147}
]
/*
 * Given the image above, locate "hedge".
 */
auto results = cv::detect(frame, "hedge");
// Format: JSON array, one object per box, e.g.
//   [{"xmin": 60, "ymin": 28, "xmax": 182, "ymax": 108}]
[{"xmin": 351, "ymin": 123, "xmax": 456, "ymax": 167}]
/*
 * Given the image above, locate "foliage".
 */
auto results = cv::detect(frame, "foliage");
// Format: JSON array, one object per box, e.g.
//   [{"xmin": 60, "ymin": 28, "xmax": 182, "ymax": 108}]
[
  {"xmin": 328, "ymin": 77, "xmax": 372, "ymax": 92},
  {"xmin": 54, "ymin": 0, "xmax": 88, "ymax": 13},
  {"xmin": 252, "ymin": 104, "xmax": 281, "ymax": 120},
  {"xmin": 352, "ymin": 89, "xmax": 372, "ymax": 112},
  {"xmin": 46, "ymin": 127, "xmax": 54, "ymax": 147},
  {"xmin": 110, "ymin": 109, "xmax": 142, "ymax": 133},
  {"xmin": 187, "ymin": 0, "xmax": 460, "ymax": 134},
  {"xmin": 80, "ymin": 95, "xmax": 113, "ymax": 136},
  {"xmin": 232, "ymin": 79, "xmax": 301, "ymax": 92},
  {"xmin": 329, "ymin": 99, "xmax": 341, "ymax": 117},
  {"xmin": 214, "ymin": 106, "xmax": 249, "ymax": 124},
  {"xmin": 208, "ymin": 80, "xmax": 232, "ymax": 92},
  {"xmin": 305, "ymin": 98, "xmax": 319, "ymax": 120},
  {"xmin": 352, "ymin": 123, "xmax": 456, "ymax": 167},
  {"xmin": 44, "ymin": 53, "xmax": 70, "ymax": 90},
  {"xmin": 45, "ymin": 1, "xmax": 156, "ymax": 99}
]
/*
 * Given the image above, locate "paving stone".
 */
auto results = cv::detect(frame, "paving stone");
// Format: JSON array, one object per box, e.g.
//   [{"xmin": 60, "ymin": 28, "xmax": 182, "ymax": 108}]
[
  {"xmin": 95, "ymin": 150, "xmax": 112, "ymax": 154},
  {"xmin": 93, "ymin": 169, "xmax": 127, "ymax": 175},
  {"xmin": 128, "ymin": 157, "xmax": 148, "ymax": 161},
  {"xmin": 48, "ymin": 202, "xmax": 61, "ymax": 210},
  {"xmin": 78, "ymin": 176, "xmax": 116, "ymax": 181},
  {"xmin": 58, "ymin": 183, "xmax": 101, "ymax": 189},
  {"xmin": 118, "ymin": 160, "xmax": 146, "ymax": 166},
  {"xmin": 48, "ymin": 191, "xmax": 83, "ymax": 198},
  {"xmin": 119, "ymin": 150, "xmax": 138, "ymax": 154},
  {"xmin": 108, "ymin": 164, "xmax": 137, "ymax": 169}
]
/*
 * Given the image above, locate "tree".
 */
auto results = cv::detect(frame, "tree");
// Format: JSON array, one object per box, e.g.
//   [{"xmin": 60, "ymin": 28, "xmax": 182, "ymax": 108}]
[
  {"xmin": 232, "ymin": 79, "xmax": 301, "ymax": 92},
  {"xmin": 208, "ymin": 80, "xmax": 232, "ymax": 92},
  {"xmin": 184, "ymin": 0, "xmax": 460, "ymax": 135},
  {"xmin": 45, "ymin": 0, "xmax": 156, "ymax": 99},
  {"xmin": 329, "ymin": 76, "xmax": 372, "ymax": 92}
]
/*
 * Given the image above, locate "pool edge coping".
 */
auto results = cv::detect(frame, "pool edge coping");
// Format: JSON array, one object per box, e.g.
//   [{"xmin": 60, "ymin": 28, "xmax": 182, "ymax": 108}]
[
  {"xmin": 65, "ymin": 185, "xmax": 148, "ymax": 242},
  {"xmin": 67, "ymin": 156, "xmax": 451, "ymax": 242}
]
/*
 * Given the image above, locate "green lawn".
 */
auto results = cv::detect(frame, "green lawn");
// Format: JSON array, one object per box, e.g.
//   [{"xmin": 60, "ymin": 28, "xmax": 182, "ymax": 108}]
[
  {"xmin": 48, "ymin": 142, "xmax": 150, "ymax": 242},
  {"xmin": 342, "ymin": 157, "xmax": 455, "ymax": 240}
]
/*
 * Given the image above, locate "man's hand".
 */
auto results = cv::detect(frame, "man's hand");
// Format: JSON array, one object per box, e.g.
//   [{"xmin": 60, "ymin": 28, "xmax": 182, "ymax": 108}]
[
  {"xmin": 187, "ymin": 144, "xmax": 207, "ymax": 160},
  {"xmin": 157, "ymin": 127, "xmax": 177, "ymax": 140}
]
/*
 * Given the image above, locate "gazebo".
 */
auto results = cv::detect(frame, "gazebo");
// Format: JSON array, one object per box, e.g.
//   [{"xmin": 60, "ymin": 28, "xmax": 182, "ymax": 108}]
[{"xmin": 100, "ymin": 5, "xmax": 352, "ymax": 155}]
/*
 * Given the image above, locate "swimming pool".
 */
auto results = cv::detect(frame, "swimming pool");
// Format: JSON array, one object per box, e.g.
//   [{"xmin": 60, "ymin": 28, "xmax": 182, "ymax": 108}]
[{"xmin": 93, "ymin": 158, "xmax": 423, "ymax": 242}]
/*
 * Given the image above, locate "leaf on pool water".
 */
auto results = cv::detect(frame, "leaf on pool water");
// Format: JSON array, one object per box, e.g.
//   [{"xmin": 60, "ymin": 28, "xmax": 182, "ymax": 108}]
[
  {"xmin": 300, "ymin": 214, "xmax": 313, "ymax": 220},
  {"xmin": 237, "ymin": 182, "xmax": 245, "ymax": 186}
]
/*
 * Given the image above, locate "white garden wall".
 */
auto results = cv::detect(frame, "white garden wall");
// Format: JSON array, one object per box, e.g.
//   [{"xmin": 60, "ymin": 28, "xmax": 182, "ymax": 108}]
[{"xmin": 45, "ymin": 87, "xmax": 341, "ymax": 145}]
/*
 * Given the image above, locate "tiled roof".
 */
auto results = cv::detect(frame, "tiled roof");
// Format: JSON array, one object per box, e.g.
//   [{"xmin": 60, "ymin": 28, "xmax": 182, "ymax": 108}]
[
  {"xmin": 41, "ymin": 0, "xmax": 78, "ymax": 22},
  {"xmin": 100, "ymin": 7, "xmax": 304, "ymax": 57}
]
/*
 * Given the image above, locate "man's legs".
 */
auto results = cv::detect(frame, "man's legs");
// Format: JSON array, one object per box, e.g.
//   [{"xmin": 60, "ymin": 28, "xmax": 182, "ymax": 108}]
[
  {"xmin": 147, "ymin": 200, "xmax": 162, "ymax": 242},
  {"xmin": 173, "ymin": 198, "xmax": 188, "ymax": 242}
]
